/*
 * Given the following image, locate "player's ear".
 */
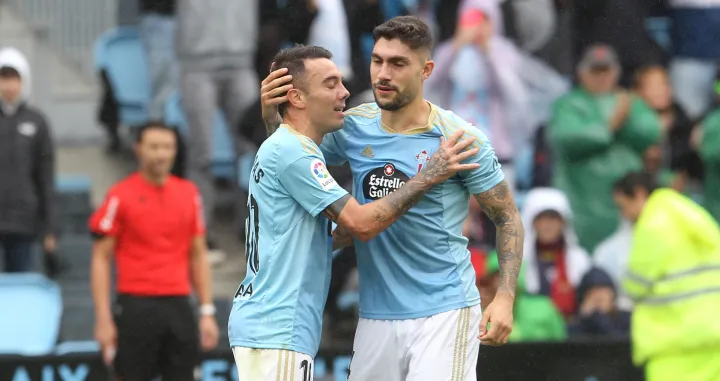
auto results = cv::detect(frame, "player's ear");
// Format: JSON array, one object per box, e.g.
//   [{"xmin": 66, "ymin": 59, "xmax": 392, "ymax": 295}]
[
  {"xmin": 287, "ymin": 88, "xmax": 306, "ymax": 110},
  {"xmin": 422, "ymin": 59, "xmax": 435, "ymax": 81}
]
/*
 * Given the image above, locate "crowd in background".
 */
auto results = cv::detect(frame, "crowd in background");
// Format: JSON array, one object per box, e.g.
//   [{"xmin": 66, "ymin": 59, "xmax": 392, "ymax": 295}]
[{"xmin": 3, "ymin": 0, "xmax": 720, "ymax": 351}]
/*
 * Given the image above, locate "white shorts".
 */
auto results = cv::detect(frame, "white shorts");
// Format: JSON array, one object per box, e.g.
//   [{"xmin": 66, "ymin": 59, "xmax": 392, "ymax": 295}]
[
  {"xmin": 349, "ymin": 305, "xmax": 482, "ymax": 381},
  {"xmin": 232, "ymin": 346, "xmax": 315, "ymax": 381}
]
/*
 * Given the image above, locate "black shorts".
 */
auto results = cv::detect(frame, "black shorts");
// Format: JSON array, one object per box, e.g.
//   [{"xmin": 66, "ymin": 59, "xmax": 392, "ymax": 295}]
[{"xmin": 113, "ymin": 294, "xmax": 198, "ymax": 381}]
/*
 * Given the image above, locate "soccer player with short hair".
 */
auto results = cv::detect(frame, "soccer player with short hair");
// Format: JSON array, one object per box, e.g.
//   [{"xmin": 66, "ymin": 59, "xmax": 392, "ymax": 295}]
[
  {"xmin": 229, "ymin": 45, "xmax": 480, "ymax": 381},
  {"xmin": 261, "ymin": 16, "xmax": 524, "ymax": 381}
]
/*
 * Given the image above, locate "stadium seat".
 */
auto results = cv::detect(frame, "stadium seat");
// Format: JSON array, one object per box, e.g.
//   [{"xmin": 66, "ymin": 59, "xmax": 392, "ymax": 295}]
[
  {"xmin": 54, "ymin": 340, "xmax": 100, "ymax": 355},
  {"xmin": 379, "ymin": 0, "xmax": 406, "ymax": 19},
  {"xmin": 646, "ymin": 17, "xmax": 672, "ymax": 51},
  {"xmin": 56, "ymin": 175, "xmax": 93, "ymax": 235},
  {"xmin": 94, "ymin": 26, "xmax": 151, "ymax": 128},
  {"xmin": 237, "ymin": 152, "xmax": 256, "ymax": 192},
  {"xmin": 0, "ymin": 274, "xmax": 62, "ymax": 355},
  {"xmin": 164, "ymin": 92, "xmax": 237, "ymax": 180}
]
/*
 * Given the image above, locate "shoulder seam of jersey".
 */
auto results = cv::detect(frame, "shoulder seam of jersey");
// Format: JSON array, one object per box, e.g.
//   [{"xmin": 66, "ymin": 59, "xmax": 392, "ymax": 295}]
[
  {"xmin": 283, "ymin": 126, "xmax": 322, "ymax": 156},
  {"xmin": 434, "ymin": 112, "xmax": 484, "ymax": 150},
  {"xmin": 344, "ymin": 103, "xmax": 380, "ymax": 119}
]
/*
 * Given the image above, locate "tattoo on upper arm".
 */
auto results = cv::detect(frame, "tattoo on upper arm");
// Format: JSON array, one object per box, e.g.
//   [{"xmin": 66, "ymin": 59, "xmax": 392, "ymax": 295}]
[
  {"xmin": 474, "ymin": 180, "xmax": 524, "ymax": 293},
  {"xmin": 322, "ymin": 194, "xmax": 351, "ymax": 222}
]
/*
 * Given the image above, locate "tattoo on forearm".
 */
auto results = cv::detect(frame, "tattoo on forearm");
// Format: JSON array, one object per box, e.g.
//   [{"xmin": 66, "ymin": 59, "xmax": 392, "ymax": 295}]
[
  {"xmin": 371, "ymin": 180, "xmax": 427, "ymax": 224},
  {"xmin": 265, "ymin": 119, "xmax": 281, "ymax": 137},
  {"xmin": 369, "ymin": 143, "xmax": 452, "ymax": 227},
  {"xmin": 474, "ymin": 181, "xmax": 524, "ymax": 294},
  {"xmin": 322, "ymin": 194, "xmax": 351, "ymax": 222}
]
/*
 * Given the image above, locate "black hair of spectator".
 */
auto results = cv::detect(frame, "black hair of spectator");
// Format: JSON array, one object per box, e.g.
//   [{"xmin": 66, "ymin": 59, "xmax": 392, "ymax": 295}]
[
  {"xmin": 0, "ymin": 66, "xmax": 21, "ymax": 79},
  {"xmin": 134, "ymin": 121, "xmax": 177, "ymax": 143},
  {"xmin": 271, "ymin": 45, "xmax": 333, "ymax": 118},
  {"xmin": 373, "ymin": 16, "xmax": 434, "ymax": 52},
  {"xmin": 613, "ymin": 172, "xmax": 658, "ymax": 197}
]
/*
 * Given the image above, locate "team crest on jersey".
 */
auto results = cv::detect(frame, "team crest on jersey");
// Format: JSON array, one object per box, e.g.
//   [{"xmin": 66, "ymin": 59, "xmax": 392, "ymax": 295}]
[
  {"xmin": 363, "ymin": 163, "xmax": 409, "ymax": 200},
  {"xmin": 310, "ymin": 158, "xmax": 337, "ymax": 190},
  {"xmin": 415, "ymin": 150, "xmax": 429, "ymax": 173}
]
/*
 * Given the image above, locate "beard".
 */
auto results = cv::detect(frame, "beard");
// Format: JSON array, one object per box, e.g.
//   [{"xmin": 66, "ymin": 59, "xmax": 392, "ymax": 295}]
[{"xmin": 373, "ymin": 84, "xmax": 415, "ymax": 111}]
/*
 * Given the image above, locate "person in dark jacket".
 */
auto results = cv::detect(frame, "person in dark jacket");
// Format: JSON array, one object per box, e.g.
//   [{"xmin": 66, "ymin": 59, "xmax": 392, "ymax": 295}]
[
  {"xmin": 0, "ymin": 47, "xmax": 56, "ymax": 272},
  {"xmin": 568, "ymin": 267, "xmax": 631, "ymax": 338}
]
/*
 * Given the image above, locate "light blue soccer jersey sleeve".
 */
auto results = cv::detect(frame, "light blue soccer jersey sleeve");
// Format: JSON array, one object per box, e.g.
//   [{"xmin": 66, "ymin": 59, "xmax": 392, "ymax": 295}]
[
  {"xmin": 277, "ymin": 154, "xmax": 348, "ymax": 216},
  {"xmin": 456, "ymin": 121, "xmax": 505, "ymax": 194}
]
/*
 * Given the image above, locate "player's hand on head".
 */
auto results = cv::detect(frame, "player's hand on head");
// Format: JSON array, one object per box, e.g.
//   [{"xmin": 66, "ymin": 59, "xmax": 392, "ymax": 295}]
[
  {"xmin": 478, "ymin": 292, "xmax": 514, "ymax": 346},
  {"xmin": 419, "ymin": 129, "xmax": 480, "ymax": 185},
  {"xmin": 261, "ymin": 64, "xmax": 294, "ymax": 120}
]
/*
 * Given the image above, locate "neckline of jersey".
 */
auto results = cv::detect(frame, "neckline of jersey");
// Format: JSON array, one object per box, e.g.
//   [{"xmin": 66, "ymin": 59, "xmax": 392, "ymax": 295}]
[{"xmin": 379, "ymin": 101, "xmax": 438, "ymax": 135}]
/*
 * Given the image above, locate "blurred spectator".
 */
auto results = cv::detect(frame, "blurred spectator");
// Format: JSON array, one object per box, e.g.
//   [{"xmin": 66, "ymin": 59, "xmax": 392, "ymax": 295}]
[
  {"xmin": 572, "ymin": 0, "xmax": 666, "ymax": 87},
  {"xmin": 633, "ymin": 65, "xmax": 702, "ymax": 191},
  {"xmin": 567, "ymin": 267, "xmax": 630, "ymax": 339},
  {"xmin": 592, "ymin": 219, "xmax": 634, "ymax": 311},
  {"xmin": 478, "ymin": 250, "xmax": 567, "ymax": 342},
  {"xmin": 695, "ymin": 87, "xmax": 720, "ymax": 223},
  {"xmin": 308, "ymin": 0, "xmax": 353, "ymax": 80},
  {"xmin": 426, "ymin": 0, "xmax": 536, "ymax": 189},
  {"xmin": 139, "ymin": 0, "xmax": 178, "ymax": 120},
  {"xmin": 89, "ymin": 122, "xmax": 218, "ymax": 379},
  {"xmin": 520, "ymin": 188, "xmax": 591, "ymax": 318},
  {"xmin": 615, "ymin": 172, "xmax": 720, "ymax": 381},
  {"xmin": 176, "ymin": 0, "xmax": 260, "ymax": 258},
  {"xmin": 548, "ymin": 44, "xmax": 661, "ymax": 252},
  {"xmin": 0, "ymin": 47, "xmax": 56, "ymax": 273},
  {"xmin": 667, "ymin": 0, "xmax": 720, "ymax": 119}
]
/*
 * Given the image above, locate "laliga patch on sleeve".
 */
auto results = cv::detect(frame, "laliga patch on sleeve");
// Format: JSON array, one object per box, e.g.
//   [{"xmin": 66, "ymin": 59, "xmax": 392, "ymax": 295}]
[{"xmin": 310, "ymin": 158, "xmax": 338, "ymax": 190}]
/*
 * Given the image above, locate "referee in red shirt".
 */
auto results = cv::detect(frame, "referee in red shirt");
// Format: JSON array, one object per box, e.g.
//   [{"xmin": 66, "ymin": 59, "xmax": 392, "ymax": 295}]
[{"xmin": 89, "ymin": 122, "xmax": 219, "ymax": 380}]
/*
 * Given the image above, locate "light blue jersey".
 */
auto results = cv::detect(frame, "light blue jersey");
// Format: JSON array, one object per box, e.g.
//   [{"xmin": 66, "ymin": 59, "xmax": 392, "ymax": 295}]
[
  {"xmin": 229, "ymin": 125, "xmax": 348, "ymax": 357},
  {"xmin": 320, "ymin": 102, "xmax": 504, "ymax": 320}
]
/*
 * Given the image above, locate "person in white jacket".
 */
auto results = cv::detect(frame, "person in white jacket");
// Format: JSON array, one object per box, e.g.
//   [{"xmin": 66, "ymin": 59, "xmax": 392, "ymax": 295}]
[{"xmin": 521, "ymin": 187, "xmax": 591, "ymax": 318}]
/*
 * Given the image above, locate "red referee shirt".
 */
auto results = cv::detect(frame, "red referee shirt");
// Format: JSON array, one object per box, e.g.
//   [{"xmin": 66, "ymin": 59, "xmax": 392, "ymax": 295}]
[{"xmin": 89, "ymin": 173, "xmax": 205, "ymax": 296}]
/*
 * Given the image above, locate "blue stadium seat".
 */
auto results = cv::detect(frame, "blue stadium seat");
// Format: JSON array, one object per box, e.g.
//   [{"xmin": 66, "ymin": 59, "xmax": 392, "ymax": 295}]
[
  {"xmin": 646, "ymin": 17, "xmax": 672, "ymax": 51},
  {"xmin": 94, "ymin": 26, "xmax": 151, "ymax": 127},
  {"xmin": 0, "ymin": 274, "xmax": 62, "ymax": 355},
  {"xmin": 164, "ymin": 92, "xmax": 237, "ymax": 180},
  {"xmin": 56, "ymin": 175, "xmax": 92, "ymax": 194},
  {"xmin": 379, "ymin": 0, "xmax": 406, "ymax": 19},
  {"xmin": 54, "ymin": 340, "xmax": 100, "ymax": 355},
  {"xmin": 237, "ymin": 152, "xmax": 256, "ymax": 192}
]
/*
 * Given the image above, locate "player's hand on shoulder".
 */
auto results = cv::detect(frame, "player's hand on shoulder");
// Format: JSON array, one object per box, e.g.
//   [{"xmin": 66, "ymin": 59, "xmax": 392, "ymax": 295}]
[
  {"xmin": 478, "ymin": 291, "xmax": 514, "ymax": 346},
  {"xmin": 261, "ymin": 64, "xmax": 294, "ymax": 121},
  {"xmin": 419, "ymin": 129, "xmax": 480, "ymax": 185}
]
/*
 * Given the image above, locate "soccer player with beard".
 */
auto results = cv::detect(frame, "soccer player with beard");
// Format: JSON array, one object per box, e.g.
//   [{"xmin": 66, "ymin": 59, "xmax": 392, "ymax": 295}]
[
  {"xmin": 229, "ymin": 45, "xmax": 480, "ymax": 381},
  {"xmin": 260, "ymin": 16, "xmax": 524, "ymax": 381}
]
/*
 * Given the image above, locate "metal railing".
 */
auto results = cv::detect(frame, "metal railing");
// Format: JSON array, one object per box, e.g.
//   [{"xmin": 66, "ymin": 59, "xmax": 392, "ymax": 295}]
[{"xmin": 4, "ymin": 0, "xmax": 117, "ymax": 80}]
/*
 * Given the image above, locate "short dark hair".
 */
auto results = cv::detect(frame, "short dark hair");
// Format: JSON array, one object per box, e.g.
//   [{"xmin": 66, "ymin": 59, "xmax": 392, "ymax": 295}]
[
  {"xmin": 0, "ymin": 66, "xmax": 20, "ymax": 79},
  {"xmin": 373, "ymin": 16, "xmax": 434, "ymax": 52},
  {"xmin": 271, "ymin": 45, "xmax": 333, "ymax": 117},
  {"xmin": 135, "ymin": 121, "xmax": 177, "ymax": 143},
  {"xmin": 613, "ymin": 172, "xmax": 659, "ymax": 197}
]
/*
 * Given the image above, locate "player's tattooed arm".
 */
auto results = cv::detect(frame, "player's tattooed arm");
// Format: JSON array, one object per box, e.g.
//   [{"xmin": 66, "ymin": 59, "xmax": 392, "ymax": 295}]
[
  {"xmin": 264, "ymin": 113, "xmax": 282, "ymax": 137},
  {"xmin": 474, "ymin": 180, "xmax": 524, "ymax": 297},
  {"xmin": 322, "ymin": 129, "xmax": 481, "ymax": 242}
]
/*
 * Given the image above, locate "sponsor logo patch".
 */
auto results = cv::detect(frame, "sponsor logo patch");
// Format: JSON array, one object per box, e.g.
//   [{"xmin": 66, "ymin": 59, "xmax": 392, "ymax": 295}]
[{"xmin": 363, "ymin": 163, "xmax": 409, "ymax": 200}]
